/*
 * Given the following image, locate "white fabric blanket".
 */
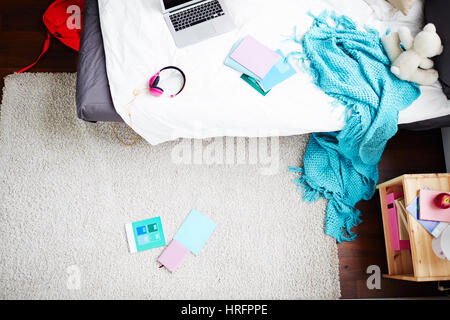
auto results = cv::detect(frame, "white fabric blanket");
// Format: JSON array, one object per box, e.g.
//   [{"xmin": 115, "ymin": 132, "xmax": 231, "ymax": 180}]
[{"xmin": 99, "ymin": 0, "xmax": 450, "ymax": 145}]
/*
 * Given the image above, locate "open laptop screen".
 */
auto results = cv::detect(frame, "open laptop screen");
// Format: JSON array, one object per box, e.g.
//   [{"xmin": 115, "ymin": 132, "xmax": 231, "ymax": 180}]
[{"xmin": 163, "ymin": 0, "xmax": 193, "ymax": 11}]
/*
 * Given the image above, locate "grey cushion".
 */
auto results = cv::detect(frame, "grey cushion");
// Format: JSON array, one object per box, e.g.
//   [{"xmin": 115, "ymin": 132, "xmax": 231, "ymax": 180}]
[{"xmin": 76, "ymin": 0, "xmax": 122, "ymax": 122}]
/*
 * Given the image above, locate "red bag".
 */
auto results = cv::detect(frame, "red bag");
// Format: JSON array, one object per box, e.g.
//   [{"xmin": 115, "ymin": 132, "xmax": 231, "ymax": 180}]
[{"xmin": 18, "ymin": 0, "xmax": 85, "ymax": 73}]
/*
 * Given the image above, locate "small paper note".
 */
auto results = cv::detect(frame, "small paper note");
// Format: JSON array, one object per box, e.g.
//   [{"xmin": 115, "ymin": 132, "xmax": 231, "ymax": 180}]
[
  {"xmin": 230, "ymin": 35, "xmax": 280, "ymax": 79},
  {"xmin": 419, "ymin": 189, "xmax": 450, "ymax": 223},
  {"xmin": 174, "ymin": 209, "xmax": 216, "ymax": 256},
  {"xmin": 225, "ymin": 40, "xmax": 262, "ymax": 80},
  {"xmin": 158, "ymin": 239, "xmax": 190, "ymax": 273}
]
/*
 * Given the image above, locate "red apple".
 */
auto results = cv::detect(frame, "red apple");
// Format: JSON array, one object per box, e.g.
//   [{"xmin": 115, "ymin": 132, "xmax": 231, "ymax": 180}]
[{"xmin": 434, "ymin": 193, "xmax": 450, "ymax": 209}]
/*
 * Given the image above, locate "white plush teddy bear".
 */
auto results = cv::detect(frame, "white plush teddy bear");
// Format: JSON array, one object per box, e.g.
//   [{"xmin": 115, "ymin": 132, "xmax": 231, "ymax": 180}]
[{"xmin": 382, "ymin": 23, "xmax": 443, "ymax": 86}]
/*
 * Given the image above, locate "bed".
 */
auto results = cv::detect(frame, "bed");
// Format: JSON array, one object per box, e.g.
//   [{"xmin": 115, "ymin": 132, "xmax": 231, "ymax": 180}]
[{"xmin": 76, "ymin": 0, "xmax": 450, "ymax": 144}]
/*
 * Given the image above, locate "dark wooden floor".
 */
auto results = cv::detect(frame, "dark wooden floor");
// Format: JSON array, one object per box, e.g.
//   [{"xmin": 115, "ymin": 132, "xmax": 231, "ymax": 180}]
[
  {"xmin": 0, "ymin": 0, "xmax": 78, "ymax": 94},
  {"xmin": 1, "ymin": 0, "xmax": 449, "ymax": 299},
  {"xmin": 340, "ymin": 130, "xmax": 449, "ymax": 299}
]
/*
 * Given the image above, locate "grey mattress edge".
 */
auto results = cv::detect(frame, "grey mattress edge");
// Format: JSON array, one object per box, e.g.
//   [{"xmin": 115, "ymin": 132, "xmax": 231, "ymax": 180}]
[
  {"xmin": 75, "ymin": 0, "xmax": 449, "ymax": 129},
  {"xmin": 76, "ymin": 0, "xmax": 121, "ymax": 122}
]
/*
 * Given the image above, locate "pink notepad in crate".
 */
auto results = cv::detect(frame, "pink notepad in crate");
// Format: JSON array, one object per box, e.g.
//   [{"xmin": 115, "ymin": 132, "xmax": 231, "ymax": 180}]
[
  {"xmin": 419, "ymin": 189, "xmax": 450, "ymax": 223},
  {"xmin": 230, "ymin": 35, "xmax": 280, "ymax": 79}
]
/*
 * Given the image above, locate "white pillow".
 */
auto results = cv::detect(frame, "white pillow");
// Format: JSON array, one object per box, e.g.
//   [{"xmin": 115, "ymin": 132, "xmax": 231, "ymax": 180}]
[
  {"xmin": 363, "ymin": 0, "xmax": 423, "ymax": 32},
  {"xmin": 387, "ymin": 0, "xmax": 416, "ymax": 15}
]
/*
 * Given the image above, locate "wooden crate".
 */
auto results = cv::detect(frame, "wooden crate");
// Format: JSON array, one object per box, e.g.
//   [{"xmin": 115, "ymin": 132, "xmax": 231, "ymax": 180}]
[{"xmin": 376, "ymin": 173, "xmax": 450, "ymax": 282}]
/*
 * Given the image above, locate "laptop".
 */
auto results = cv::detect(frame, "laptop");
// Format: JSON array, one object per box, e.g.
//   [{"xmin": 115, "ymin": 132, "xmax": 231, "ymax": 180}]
[{"xmin": 160, "ymin": 0, "xmax": 235, "ymax": 48}]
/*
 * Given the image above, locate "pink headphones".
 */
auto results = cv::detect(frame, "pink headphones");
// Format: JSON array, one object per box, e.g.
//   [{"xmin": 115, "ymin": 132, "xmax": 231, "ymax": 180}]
[{"xmin": 149, "ymin": 66, "xmax": 186, "ymax": 98}]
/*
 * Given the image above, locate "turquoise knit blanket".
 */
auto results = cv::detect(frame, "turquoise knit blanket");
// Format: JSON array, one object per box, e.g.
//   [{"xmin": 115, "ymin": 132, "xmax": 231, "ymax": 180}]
[{"xmin": 289, "ymin": 11, "xmax": 420, "ymax": 242}]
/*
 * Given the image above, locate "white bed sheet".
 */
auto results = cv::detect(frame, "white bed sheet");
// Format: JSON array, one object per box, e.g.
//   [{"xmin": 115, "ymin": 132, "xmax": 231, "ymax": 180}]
[{"xmin": 99, "ymin": 0, "xmax": 450, "ymax": 145}]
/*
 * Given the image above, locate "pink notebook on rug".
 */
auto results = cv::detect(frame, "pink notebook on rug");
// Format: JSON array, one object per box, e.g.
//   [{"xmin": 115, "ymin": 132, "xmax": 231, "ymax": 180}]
[
  {"xmin": 158, "ymin": 239, "xmax": 190, "ymax": 273},
  {"xmin": 419, "ymin": 189, "xmax": 450, "ymax": 223},
  {"xmin": 229, "ymin": 35, "xmax": 280, "ymax": 79}
]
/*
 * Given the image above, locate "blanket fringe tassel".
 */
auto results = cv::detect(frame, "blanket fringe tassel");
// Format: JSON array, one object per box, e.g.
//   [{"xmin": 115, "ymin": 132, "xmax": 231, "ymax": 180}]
[{"xmin": 289, "ymin": 166, "xmax": 362, "ymax": 243}]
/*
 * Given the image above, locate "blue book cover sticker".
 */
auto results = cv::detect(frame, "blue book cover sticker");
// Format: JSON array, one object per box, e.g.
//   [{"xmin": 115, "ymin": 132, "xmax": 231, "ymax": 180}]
[{"xmin": 126, "ymin": 217, "xmax": 166, "ymax": 253}]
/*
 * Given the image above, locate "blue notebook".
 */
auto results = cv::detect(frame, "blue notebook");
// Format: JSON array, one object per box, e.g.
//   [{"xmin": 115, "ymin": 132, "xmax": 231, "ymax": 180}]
[
  {"xmin": 258, "ymin": 50, "xmax": 297, "ymax": 92},
  {"xmin": 125, "ymin": 217, "xmax": 166, "ymax": 253},
  {"xmin": 241, "ymin": 74, "xmax": 270, "ymax": 96},
  {"xmin": 174, "ymin": 209, "xmax": 216, "ymax": 256}
]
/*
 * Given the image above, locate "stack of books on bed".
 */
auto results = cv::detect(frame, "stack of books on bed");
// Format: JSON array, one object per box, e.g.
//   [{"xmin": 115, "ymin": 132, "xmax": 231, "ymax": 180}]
[
  {"xmin": 225, "ymin": 35, "xmax": 296, "ymax": 95},
  {"xmin": 386, "ymin": 189, "xmax": 450, "ymax": 251}
]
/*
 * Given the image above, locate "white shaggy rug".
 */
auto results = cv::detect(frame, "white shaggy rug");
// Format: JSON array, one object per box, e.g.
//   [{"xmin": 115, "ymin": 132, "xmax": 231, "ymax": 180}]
[{"xmin": 0, "ymin": 73, "xmax": 340, "ymax": 299}]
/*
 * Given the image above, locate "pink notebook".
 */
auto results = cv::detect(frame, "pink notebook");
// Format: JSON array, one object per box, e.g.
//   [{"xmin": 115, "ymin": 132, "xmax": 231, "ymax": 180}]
[
  {"xmin": 229, "ymin": 35, "xmax": 280, "ymax": 79},
  {"xmin": 419, "ymin": 189, "xmax": 450, "ymax": 223},
  {"xmin": 386, "ymin": 192, "xmax": 410, "ymax": 251},
  {"xmin": 158, "ymin": 239, "xmax": 190, "ymax": 273}
]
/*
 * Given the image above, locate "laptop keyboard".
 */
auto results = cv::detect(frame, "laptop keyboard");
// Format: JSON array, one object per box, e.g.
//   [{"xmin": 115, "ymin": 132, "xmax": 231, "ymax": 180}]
[{"xmin": 169, "ymin": 0, "xmax": 225, "ymax": 32}]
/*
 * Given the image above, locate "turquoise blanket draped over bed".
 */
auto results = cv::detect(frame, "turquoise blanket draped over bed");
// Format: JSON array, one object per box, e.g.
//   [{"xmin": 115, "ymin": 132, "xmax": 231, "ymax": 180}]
[{"xmin": 289, "ymin": 11, "xmax": 420, "ymax": 242}]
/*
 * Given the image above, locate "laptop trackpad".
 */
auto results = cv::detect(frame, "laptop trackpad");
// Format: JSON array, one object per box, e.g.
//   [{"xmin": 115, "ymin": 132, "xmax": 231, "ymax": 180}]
[{"xmin": 196, "ymin": 23, "xmax": 217, "ymax": 39}]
